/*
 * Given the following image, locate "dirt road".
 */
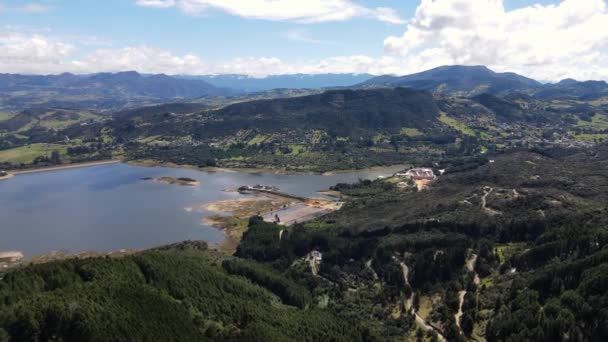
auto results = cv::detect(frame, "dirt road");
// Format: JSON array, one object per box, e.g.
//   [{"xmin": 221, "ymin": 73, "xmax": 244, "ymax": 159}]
[
  {"xmin": 467, "ymin": 253, "xmax": 480, "ymax": 285},
  {"xmin": 366, "ymin": 259, "xmax": 379, "ymax": 280},
  {"xmin": 395, "ymin": 256, "xmax": 446, "ymax": 341},
  {"xmin": 455, "ymin": 290, "xmax": 467, "ymax": 332}
]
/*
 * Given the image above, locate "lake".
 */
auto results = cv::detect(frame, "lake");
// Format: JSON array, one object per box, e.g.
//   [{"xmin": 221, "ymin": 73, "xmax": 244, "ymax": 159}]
[{"xmin": 0, "ymin": 163, "xmax": 404, "ymax": 257}]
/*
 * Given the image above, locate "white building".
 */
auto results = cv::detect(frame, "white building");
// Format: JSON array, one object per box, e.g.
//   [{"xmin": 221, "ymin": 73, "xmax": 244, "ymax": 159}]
[
  {"xmin": 0, "ymin": 251, "xmax": 24, "ymax": 263},
  {"xmin": 311, "ymin": 250, "xmax": 322, "ymax": 263},
  {"xmin": 395, "ymin": 168, "xmax": 437, "ymax": 181}
]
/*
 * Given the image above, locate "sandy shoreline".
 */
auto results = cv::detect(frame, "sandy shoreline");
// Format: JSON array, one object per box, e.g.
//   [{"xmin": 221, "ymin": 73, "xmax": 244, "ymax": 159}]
[
  {"xmin": 9, "ymin": 159, "xmax": 121, "ymax": 175},
  {"xmin": 0, "ymin": 173, "xmax": 15, "ymax": 181}
]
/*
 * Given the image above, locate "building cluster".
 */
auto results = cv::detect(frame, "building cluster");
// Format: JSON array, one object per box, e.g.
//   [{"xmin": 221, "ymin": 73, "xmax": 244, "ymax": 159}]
[
  {"xmin": 395, "ymin": 168, "xmax": 437, "ymax": 181},
  {"xmin": 0, "ymin": 251, "xmax": 24, "ymax": 269}
]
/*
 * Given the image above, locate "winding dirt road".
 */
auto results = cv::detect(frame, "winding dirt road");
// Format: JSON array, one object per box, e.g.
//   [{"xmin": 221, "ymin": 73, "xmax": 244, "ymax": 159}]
[
  {"xmin": 455, "ymin": 253, "xmax": 480, "ymax": 335},
  {"xmin": 455, "ymin": 290, "xmax": 467, "ymax": 332},
  {"xmin": 366, "ymin": 259, "xmax": 379, "ymax": 280},
  {"xmin": 395, "ymin": 257, "xmax": 446, "ymax": 341}
]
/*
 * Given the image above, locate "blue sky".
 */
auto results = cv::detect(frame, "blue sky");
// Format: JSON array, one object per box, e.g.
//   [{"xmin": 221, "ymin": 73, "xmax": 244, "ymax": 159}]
[
  {"xmin": 1, "ymin": 0, "xmax": 412, "ymax": 60},
  {"xmin": 0, "ymin": 1, "xmax": 606, "ymax": 81}
]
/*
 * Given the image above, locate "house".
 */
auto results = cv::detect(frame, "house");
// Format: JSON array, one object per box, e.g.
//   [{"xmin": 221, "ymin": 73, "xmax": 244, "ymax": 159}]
[
  {"xmin": 395, "ymin": 168, "xmax": 437, "ymax": 181},
  {"xmin": 0, "ymin": 251, "xmax": 24, "ymax": 263},
  {"xmin": 311, "ymin": 250, "xmax": 322, "ymax": 263}
]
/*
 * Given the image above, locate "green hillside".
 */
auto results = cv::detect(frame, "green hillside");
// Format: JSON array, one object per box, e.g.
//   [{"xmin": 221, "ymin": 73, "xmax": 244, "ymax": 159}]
[{"xmin": 0, "ymin": 242, "xmax": 367, "ymax": 341}]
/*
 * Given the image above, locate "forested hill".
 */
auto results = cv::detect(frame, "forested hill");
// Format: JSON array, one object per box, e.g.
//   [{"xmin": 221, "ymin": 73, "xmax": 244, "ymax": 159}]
[
  {"xmin": 0, "ymin": 242, "xmax": 366, "ymax": 341},
  {"xmin": 237, "ymin": 145, "xmax": 608, "ymax": 341},
  {"xmin": 212, "ymin": 87, "xmax": 440, "ymax": 135},
  {"xmin": 3, "ymin": 82, "xmax": 607, "ymax": 173}
]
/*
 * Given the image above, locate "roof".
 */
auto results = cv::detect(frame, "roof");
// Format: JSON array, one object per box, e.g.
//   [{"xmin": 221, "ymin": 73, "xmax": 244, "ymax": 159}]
[{"xmin": 0, "ymin": 251, "xmax": 24, "ymax": 259}]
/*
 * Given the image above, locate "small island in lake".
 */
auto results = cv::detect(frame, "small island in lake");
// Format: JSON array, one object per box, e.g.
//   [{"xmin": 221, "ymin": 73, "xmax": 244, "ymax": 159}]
[{"xmin": 142, "ymin": 176, "xmax": 200, "ymax": 186}]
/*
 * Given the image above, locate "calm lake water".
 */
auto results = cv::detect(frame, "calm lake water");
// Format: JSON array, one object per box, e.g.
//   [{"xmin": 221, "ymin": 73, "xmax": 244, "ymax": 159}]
[{"xmin": 0, "ymin": 163, "xmax": 404, "ymax": 257}]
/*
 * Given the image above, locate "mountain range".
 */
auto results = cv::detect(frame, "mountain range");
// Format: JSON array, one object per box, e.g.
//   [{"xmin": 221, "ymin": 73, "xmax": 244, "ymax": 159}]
[
  {"xmin": 0, "ymin": 66, "xmax": 607, "ymax": 111},
  {"xmin": 361, "ymin": 65, "xmax": 608, "ymax": 100},
  {"xmin": 182, "ymin": 73, "xmax": 374, "ymax": 92},
  {"xmin": 0, "ymin": 72, "xmax": 229, "ymax": 110},
  {"xmin": 360, "ymin": 65, "xmax": 540, "ymax": 96}
]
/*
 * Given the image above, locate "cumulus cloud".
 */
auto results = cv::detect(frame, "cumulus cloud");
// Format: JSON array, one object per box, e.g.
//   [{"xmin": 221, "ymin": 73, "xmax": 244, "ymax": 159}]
[
  {"xmin": 70, "ymin": 46, "xmax": 207, "ymax": 74},
  {"xmin": 0, "ymin": 31, "xmax": 404, "ymax": 77},
  {"xmin": 0, "ymin": 31, "xmax": 74, "ymax": 74},
  {"xmin": 384, "ymin": 0, "xmax": 608, "ymax": 81},
  {"xmin": 135, "ymin": 0, "xmax": 404, "ymax": 24},
  {"xmin": 69, "ymin": 47, "xmax": 400, "ymax": 77}
]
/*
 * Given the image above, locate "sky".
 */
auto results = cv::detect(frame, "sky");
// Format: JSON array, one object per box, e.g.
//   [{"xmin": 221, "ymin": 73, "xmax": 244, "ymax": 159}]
[{"xmin": 0, "ymin": 0, "xmax": 606, "ymax": 81}]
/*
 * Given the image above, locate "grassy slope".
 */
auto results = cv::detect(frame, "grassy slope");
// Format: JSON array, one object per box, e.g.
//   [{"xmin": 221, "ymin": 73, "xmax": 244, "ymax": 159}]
[
  {"xmin": 438, "ymin": 111, "xmax": 475, "ymax": 136},
  {"xmin": 0, "ymin": 112, "xmax": 15, "ymax": 122},
  {"xmin": 39, "ymin": 111, "xmax": 100, "ymax": 129},
  {"xmin": 576, "ymin": 113, "xmax": 608, "ymax": 130},
  {"xmin": 0, "ymin": 144, "xmax": 68, "ymax": 164}
]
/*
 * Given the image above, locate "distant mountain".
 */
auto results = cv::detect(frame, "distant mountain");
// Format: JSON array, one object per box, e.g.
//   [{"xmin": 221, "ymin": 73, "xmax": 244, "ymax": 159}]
[
  {"xmin": 182, "ymin": 73, "xmax": 374, "ymax": 92},
  {"xmin": 360, "ymin": 65, "xmax": 542, "ymax": 96},
  {"xmin": 533, "ymin": 79, "xmax": 608, "ymax": 100},
  {"xmin": 0, "ymin": 72, "xmax": 231, "ymax": 110}
]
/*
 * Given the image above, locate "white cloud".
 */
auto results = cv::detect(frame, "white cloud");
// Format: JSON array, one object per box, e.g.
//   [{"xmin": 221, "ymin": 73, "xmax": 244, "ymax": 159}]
[
  {"xmin": 384, "ymin": 0, "xmax": 608, "ymax": 81},
  {"xmin": 0, "ymin": 31, "xmax": 402, "ymax": 77},
  {"xmin": 281, "ymin": 28, "xmax": 333, "ymax": 45},
  {"xmin": 135, "ymin": 0, "xmax": 404, "ymax": 24},
  {"xmin": 17, "ymin": 3, "xmax": 53, "ymax": 13},
  {"xmin": 71, "ymin": 46, "xmax": 207, "ymax": 74},
  {"xmin": 135, "ymin": 0, "xmax": 176, "ymax": 8},
  {"xmin": 0, "ymin": 31, "xmax": 74, "ymax": 74}
]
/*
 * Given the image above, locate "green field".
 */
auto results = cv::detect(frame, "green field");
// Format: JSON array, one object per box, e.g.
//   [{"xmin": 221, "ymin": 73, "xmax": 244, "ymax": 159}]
[
  {"xmin": 0, "ymin": 111, "xmax": 15, "ymax": 122},
  {"xmin": 438, "ymin": 111, "xmax": 475, "ymax": 136},
  {"xmin": 576, "ymin": 113, "xmax": 608, "ymax": 130},
  {"xmin": 39, "ymin": 110, "xmax": 99, "ymax": 129},
  {"xmin": 573, "ymin": 133, "xmax": 608, "ymax": 141},
  {"xmin": 400, "ymin": 127, "xmax": 423, "ymax": 137},
  {"xmin": 0, "ymin": 144, "xmax": 68, "ymax": 164},
  {"xmin": 247, "ymin": 134, "xmax": 269, "ymax": 145}
]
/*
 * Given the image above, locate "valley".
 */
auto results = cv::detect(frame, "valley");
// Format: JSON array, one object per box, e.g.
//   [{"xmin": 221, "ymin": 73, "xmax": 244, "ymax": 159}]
[{"xmin": 1, "ymin": 65, "xmax": 607, "ymax": 342}]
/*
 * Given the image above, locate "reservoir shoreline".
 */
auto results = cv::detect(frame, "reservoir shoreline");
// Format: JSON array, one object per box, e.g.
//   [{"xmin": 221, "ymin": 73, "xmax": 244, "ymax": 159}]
[
  {"xmin": 0, "ymin": 162, "xmax": 404, "ymax": 260},
  {"xmin": 8, "ymin": 159, "xmax": 121, "ymax": 175}
]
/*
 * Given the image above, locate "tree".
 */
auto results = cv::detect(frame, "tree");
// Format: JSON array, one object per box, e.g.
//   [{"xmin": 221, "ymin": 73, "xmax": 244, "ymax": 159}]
[
  {"xmin": 413, "ymin": 291, "xmax": 420, "ymax": 312},
  {"xmin": 50, "ymin": 151, "xmax": 62, "ymax": 165},
  {"xmin": 461, "ymin": 312, "xmax": 474, "ymax": 336}
]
